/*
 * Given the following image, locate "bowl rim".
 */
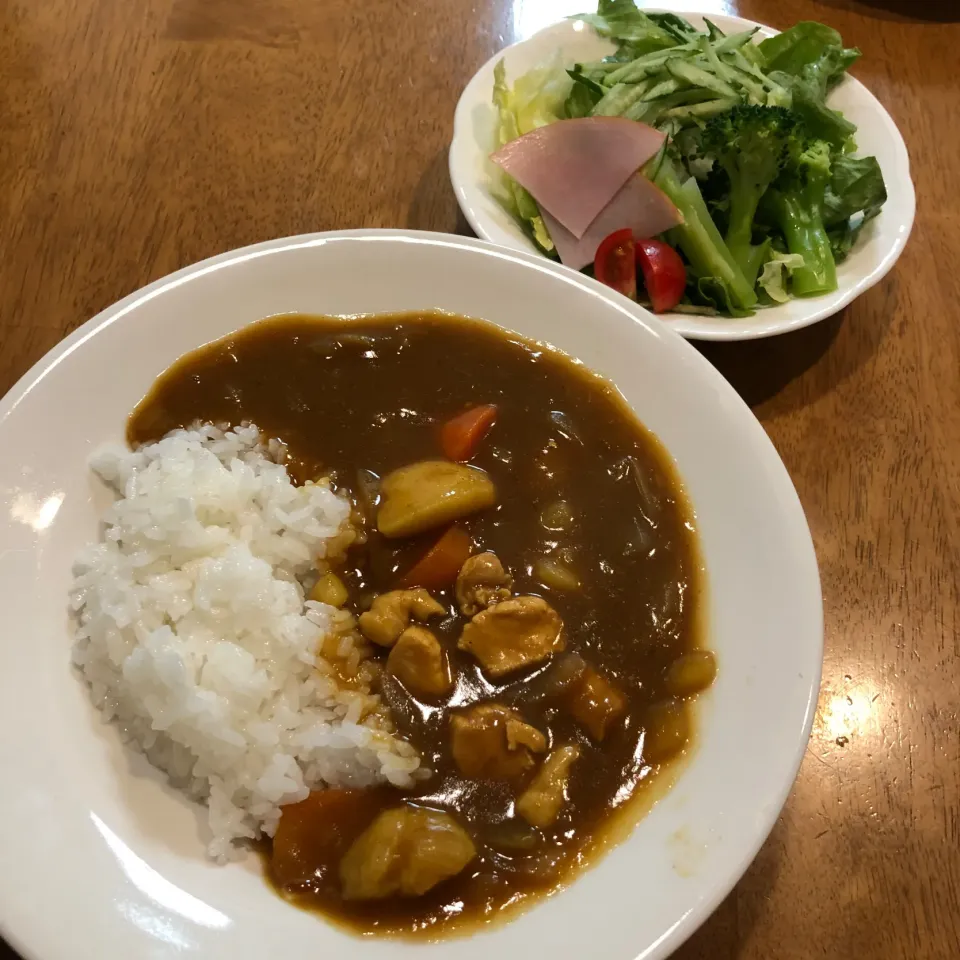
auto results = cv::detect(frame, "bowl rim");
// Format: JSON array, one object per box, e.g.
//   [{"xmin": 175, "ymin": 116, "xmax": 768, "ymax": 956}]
[
  {"xmin": 0, "ymin": 228, "xmax": 823, "ymax": 960},
  {"xmin": 449, "ymin": 10, "xmax": 916, "ymax": 341}
]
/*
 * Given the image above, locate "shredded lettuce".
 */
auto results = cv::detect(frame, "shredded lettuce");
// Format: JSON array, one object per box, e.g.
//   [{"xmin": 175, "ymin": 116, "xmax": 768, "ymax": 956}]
[
  {"xmin": 491, "ymin": 58, "xmax": 572, "ymax": 255},
  {"xmin": 758, "ymin": 251, "xmax": 807, "ymax": 302}
]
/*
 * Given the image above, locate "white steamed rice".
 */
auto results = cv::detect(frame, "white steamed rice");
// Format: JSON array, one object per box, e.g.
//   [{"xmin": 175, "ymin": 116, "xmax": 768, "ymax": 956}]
[{"xmin": 71, "ymin": 423, "xmax": 421, "ymax": 860}]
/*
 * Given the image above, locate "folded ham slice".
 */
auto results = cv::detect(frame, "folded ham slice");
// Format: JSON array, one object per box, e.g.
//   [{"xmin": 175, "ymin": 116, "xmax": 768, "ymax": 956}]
[
  {"xmin": 490, "ymin": 117, "xmax": 666, "ymax": 239},
  {"xmin": 542, "ymin": 173, "xmax": 684, "ymax": 270}
]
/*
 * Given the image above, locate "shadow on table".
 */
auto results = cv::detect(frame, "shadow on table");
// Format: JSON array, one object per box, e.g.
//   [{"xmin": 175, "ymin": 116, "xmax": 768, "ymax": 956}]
[
  {"xmin": 695, "ymin": 311, "xmax": 844, "ymax": 410},
  {"xmin": 819, "ymin": 0, "xmax": 960, "ymax": 22},
  {"xmin": 406, "ymin": 148, "xmax": 475, "ymax": 237},
  {"xmin": 697, "ymin": 263, "xmax": 898, "ymax": 414}
]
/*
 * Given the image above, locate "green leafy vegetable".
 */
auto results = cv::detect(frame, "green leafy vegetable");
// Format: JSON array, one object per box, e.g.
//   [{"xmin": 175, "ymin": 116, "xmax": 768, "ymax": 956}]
[
  {"xmin": 491, "ymin": 59, "xmax": 567, "ymax": 254},
  {"xmin": 703, "ymin": 18, "xmax": 727, "ymax": 43},
  {"xmin": 689, "ymin": 277, "xmax": 755, "ymax": 317},
  {"xmin": 758, "ymin": 251, "xmax": 807, "ymax": 302},
  {"xmin": 651, "ymin": 154, "xmax": 758, "ymax": 311},
  {"xmin": 491, "ymin": 1, "xmax": 887, "ymax": 316},
  {"xmin": 823, "ymin": 154, "xmax": 887, "ymax": 226},
  {"xmin": 827, "ymin": 204, "xmax": 883, "ymax": 262},
  {"xmin": 770, "ymin": 46, "xmax": 860, "ymax": 148},
  {"xmin": 759, "ymin": 21, "xmax": 846, "ymax": 74},
  {"xmin": 574, "ymin": 0, "xmax": 677, "ymax": 52},
  {"xmin": 763, "ymin": 139, "xmax": 837, "ymax": 296},
  {"xmin": 646, "ymin": 13, "xmax": 699, "ymax": 43},
  {"xmin": 701, "ymin": 105, "xmax": 797, "ymax": 283},
  {"xmin": 565, "ymin": 66, "xmax": 605, "ymax": 118},
  {"xmin": 501, "ymin": 56, "xmax": 571, "ymax": 135}
]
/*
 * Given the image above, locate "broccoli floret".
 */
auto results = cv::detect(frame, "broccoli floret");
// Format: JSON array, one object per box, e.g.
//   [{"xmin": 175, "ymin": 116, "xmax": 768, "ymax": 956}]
[
  {"xmin": 763, "ymin": 138, "xmax": 837, "ymax": 297},
  {"xmin": 702, "ymin": 105, "xmax": 797, "ymax": 284}
]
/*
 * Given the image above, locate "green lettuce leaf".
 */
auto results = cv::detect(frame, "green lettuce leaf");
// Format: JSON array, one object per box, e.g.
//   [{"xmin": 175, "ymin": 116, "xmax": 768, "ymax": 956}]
[
  {"xmin": 646, "ymin": 12, "xmax": 698, "ymax": 43},
  {"xmin": 689, "ymin": 277, "xmax": 755, "ymax": 317},
  {"xmin": 758, "ymin": 251, "xmax": 807, "ymax": 303},
  {"xmin": 769, "ymin": 49, "xmax": 859, "ymax": 149},
  {"xmin": 758, "ymin": 21, "xmax": 859, "ymax": 76},
  {"xmin": 573, "ymin": 0, "xmax": 678, "ymax": 52},
  {"xmin": 491, "ymin": 59, "xmax": 570, "ymax": 256},
  {"xmin": 500, "ymin": 56, "xmax": 571, "ymax": 136},
  {"xmin": 823, "ymin": 154, "xmax": 887, "ymax": 227},
  {"xmin": 827, "ymin": 204, "xmax": 883, "ymax": 263},
  {"xmin": 819, "ymin": 154, "xmax": 887, "ymax": 262}
]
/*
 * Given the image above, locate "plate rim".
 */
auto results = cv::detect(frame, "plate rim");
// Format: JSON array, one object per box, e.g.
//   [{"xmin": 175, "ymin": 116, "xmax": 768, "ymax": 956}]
[{"xmin": 448, "ymin": 10, "xmax": 916, "ymax": 341}]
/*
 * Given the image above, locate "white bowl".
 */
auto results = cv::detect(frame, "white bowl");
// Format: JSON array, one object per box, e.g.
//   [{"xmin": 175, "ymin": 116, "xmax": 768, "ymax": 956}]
[
  {"xmin": 449, "ymin": 12, "xmax": 915, "ymax": 340},
  {"xmin": 0, "ymin": 230, "xmax": 822, "ymax": 960}
]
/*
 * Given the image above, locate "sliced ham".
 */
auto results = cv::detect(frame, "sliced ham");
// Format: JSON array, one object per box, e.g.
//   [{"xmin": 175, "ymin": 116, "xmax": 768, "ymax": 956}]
[
  {"xmin": 490, "ymin": 117, "xmax": 666, "ymax": 239},
  {"xmin": 542, "ymin": 174, "xmax": 683, "ymax": 271}
]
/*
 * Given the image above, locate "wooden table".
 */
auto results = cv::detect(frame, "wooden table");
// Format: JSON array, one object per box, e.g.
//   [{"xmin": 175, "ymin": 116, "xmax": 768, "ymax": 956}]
[{"xmin": 1, "ymin": 0, "xmax": 956, "ymax": 956}]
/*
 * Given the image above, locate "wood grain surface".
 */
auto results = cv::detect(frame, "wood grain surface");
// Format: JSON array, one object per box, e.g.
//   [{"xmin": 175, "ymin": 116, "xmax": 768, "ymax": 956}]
[{"xmin": 1, "ymin": 0, "xmax": 957, "ymax": 957}]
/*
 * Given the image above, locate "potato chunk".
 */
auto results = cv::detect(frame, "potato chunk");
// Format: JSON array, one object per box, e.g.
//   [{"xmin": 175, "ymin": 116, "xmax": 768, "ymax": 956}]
[
  {"xmin": 455, "ymin": 552, "xmax": 513, "ymax": 616},
  {"xmin": 643, "ymin": 699, "xmax": 690, "ymax": 764},
  {"xmin": 339, "ymin": 807, "xmax": 476, "ymax": 900},
  {"xmin": 358, "ymin": 588, "xmax": 445, "ymax": 648},
  {"xmin": 386, "ymin": 626, "xmax": 453, "ymax": 698},
  {"xmin": 377, "ymin": 461, "xmax": 496, "ymax": 538},
  {"xmin": 450, "ymin": 703, "xmax": 546, "ymax": 780},
  {"xmin": 309, "ymin": 571, "xmax": 348, "ymax": 607},
  {"xmin": 458, "ymin": 596, "xmax": 564, "ymax": 678},
  {"xmin": 516, "ymin": 745, "xmax": 581, "ymax": 828},
  {"xmin": 664, "ymin": 650, "xmax": 717, "ymax": 697},
  {"xmin": 565, "ymin": 666, "xmax": 626, "ymax": 741}
]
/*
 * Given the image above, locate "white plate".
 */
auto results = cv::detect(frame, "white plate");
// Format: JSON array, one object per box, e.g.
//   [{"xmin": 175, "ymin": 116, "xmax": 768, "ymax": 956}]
[
  {"xmin": 449, "ymin": 12, "xmax": 916, "ymax": 340},
  {"xmin": 0, "ymin": 230, "xmax": 822, "ymax": 960}
]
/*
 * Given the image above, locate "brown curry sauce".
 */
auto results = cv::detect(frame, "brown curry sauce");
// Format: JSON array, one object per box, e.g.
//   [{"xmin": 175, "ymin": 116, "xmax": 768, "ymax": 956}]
[{"xmin": 128, "ymin": 312, "xmax": 710, "ymax": 938}]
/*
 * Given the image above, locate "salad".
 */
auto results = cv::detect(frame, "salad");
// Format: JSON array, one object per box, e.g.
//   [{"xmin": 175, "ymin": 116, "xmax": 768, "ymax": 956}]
[{"xmin": 489, "ymin": 2, "xmax": 888, "ymax": 317}]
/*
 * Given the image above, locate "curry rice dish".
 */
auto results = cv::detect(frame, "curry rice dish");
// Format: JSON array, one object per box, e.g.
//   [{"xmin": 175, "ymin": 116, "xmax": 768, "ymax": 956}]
[{"xmin": 71, "ymin": 311, "xmax": 717, "ymax": 938}]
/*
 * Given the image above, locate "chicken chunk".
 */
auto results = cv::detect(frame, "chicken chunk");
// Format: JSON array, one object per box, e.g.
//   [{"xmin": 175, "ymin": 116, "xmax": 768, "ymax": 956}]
[
  {"xmin": 458, "ymin": 596, "xmax": 564, "ymax": 678},
  {"xmin": 386, "ymin": 626, "xmax": 453, "ymax": 698},
  {"xmin": 358, "ymin": 589, "xmax": 445, "ymax": 648},
  {"xmin": 565, "ymin": 666, "xmax": 626, "ymax": 741},
  {"xmin": 377, "ymin": 461, "xmax": 496, "ymax": 538},
  {"xmin": 340, "ymin": 806, "xmax": 476, "ymax": 900},
  {"xmin": 516, "ymin": 745, "xmax": 581, "ymax": 828},
  {"xmin": 455, "ymin": 552, "xmax": 513, "ymax": 616},
  {"xmin": 450, "ymin": 703, "xmax": 547, "ymax": 780}
]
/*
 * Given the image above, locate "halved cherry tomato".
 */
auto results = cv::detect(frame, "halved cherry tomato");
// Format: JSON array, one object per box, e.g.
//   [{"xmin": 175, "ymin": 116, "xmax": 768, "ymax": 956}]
[
  {"xmin": 594, "ymin": 228, "xmax": 637, "ymax": 300},
  {"xmin": 440, "ymin": 403, "xmax": 498, "ymax": 462},
  {"xmin": 636, "ymin": 239, "xmax": 686, "ymax": 313},
  {"xmin": 397, "ymin": 526, "xmax": 472, "ymax": 590}
]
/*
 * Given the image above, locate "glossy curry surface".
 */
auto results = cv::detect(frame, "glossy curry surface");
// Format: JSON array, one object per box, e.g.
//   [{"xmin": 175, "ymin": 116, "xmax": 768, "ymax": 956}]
[{"xmin": 129, "ymin": 312, "xmax": 707, "ymax": 937}]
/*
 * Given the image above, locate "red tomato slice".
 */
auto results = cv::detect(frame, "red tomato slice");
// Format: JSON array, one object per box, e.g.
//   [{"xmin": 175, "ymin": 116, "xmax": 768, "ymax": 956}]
[
  {"xmin": 635, "ymin": 239, "xmax": 686, "ymax": 313},
  {"xmin": 594, "ymin": 229, "xmax": 637, "ymax": 300}
]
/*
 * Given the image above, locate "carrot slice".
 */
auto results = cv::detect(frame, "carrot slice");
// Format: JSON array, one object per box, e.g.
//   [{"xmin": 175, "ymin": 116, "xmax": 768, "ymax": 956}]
[
  {"xmin": 440, "ymin": 404, "xmax": 499, "ymax": 462},
  {"xmin": 271, "ymin": 787, "xmax": 389, "ymax": 888},
  {"xmin": 397, "ymin": 526, "xmax": 472, "ymax": 590}
]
